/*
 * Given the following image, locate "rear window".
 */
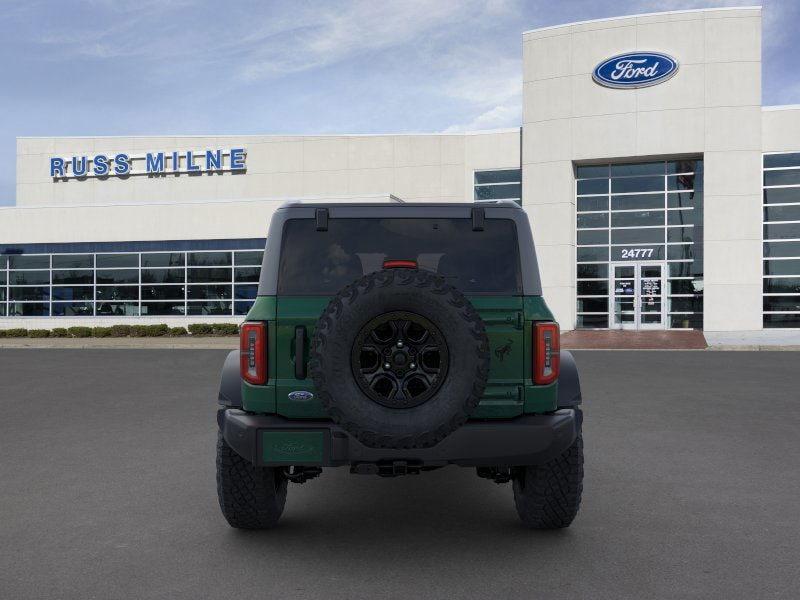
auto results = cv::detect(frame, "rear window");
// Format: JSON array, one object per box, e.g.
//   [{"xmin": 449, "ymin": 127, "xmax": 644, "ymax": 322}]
[{"xmin": 277, "ymin": 218, "xmax": 521, "ymax": 295}]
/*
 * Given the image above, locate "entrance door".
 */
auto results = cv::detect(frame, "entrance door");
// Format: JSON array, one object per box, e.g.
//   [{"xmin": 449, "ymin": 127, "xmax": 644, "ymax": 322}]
[{"xmin": 610, "ymin": 262, "xmax": 666, "ymax": 330}]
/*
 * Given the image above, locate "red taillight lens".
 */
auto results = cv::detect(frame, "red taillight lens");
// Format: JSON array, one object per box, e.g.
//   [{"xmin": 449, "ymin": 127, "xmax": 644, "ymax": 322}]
[
  {"xmin": 383, "ymin": 259, "xmax": 418, "ymax": 269},
  {"xmin": 240, "ymin": 322, "xmax": 267, "ymax": 385},
  {"xmin": 533, "ymin": 322, "xmax": 560, "ymax": 385}
]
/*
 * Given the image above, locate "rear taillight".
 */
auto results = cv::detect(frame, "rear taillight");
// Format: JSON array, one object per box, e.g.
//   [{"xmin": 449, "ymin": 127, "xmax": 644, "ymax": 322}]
[
  {"xmin": 240, "ymin": 322, "xmax": 267, "ymax": 385},
  {"xmin": 533, "ymin": 322, "xmax": 560, "ymax": 385}
]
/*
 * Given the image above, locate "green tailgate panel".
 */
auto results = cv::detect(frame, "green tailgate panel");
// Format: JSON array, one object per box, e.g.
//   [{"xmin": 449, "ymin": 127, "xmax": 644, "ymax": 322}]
[{"xmin": 242, "ymin": 294, "xmax": 558, "ymax": 418}]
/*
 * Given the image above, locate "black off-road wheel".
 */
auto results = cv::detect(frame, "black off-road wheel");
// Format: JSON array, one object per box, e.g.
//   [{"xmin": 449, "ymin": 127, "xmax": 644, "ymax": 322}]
[
  {"xmin": 512, "ymin": 433, "xmax": 584, "ymax": 529},
  {"xmin": 310, "ymin": 268, "xmax": 490, "ymax": 449},
  {"xmin": 216, "ymin": 431, "xmax": 288, "ymax": 529}
]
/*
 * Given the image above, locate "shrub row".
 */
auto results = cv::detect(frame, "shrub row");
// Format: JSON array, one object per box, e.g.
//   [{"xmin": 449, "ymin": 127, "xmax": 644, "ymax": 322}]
[{"xmin": 0, "ymin": 323, "xmax": 240, "ymax": 338}]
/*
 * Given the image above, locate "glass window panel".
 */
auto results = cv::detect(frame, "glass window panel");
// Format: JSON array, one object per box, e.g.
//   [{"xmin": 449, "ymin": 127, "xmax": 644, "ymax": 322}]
[
  {"xmin": 763, "ymin": 278, "xmax": 800, "ymax": 294},
  {"xmin": 667, "ymin": 209, "xmax": 698, "ymax": 226},
  {"xmin": 141, "ymin": 285, "xmax": 185, "ymax": 300},
  {"xmin": 52, "ymin": 286, "xmax": 93, "ymax": 301},
  {"xmin": 234, "ymin": 284, "xmax": 258, "ymax": 300},
  {"xmin": 764, "ymin": 205, "xmax": 800, "ymax": 222},
  {"xmin": 187, "ymin": 251, "xmax": 231, "ymax": 266},
  {"xmin": 96, "ymin": 253, "xmax": 138, "ymax": 268},
  {"xmin": 8, "ymin": 255, "xmax": 49, "ymax": 269},
  {"xmin": 764, "ymin": 223, "xmax": 800, "ymax": 240},
  {"xmin": 611, "ymin": 194, "xmax": 663, "ymax": 210},
  {"xmin": 96, "ymin": 302, "xmax": 139, "ymax": 316},
  {"xmin": 141, "ymin": 302, "xmax": 185, "ymax": 316},
  {"xmin": 669, "ymin": 297, "xmax": 703, "ymax": 312},
  {"xmin": 0, "ymin": 255, "xmax": 6, "ymax": 269},
  {"xmin": 577, "ymin": 196, "xmax": 608, "ymax": 212},
  {"xmin": 0, "ymin": 304, "xmax": 5, "ymax": 316},
  {"xmin": 234, "ymin": 301, "xmax": 255, "ymax": 316},
  {"xmin": 577, "ymin": 281, "xmax": 608, "ymax": 295},
  {"xmin": 667, "ymin": 160, "xmax": 702, "ymax": 174},
  {"xmin": 577, "ymin": 264, "xmax": 608, "ymax": 279},
  {"xmin": 0, "ymin": 271, "xmax": 5, "ymax": 285},
  {"xmin": 764, "ymin": 259, "xmax": 800, "ymax": 276},
  {"xmin": 577, "ymin": 298, "xmax": 608, "ymax": 312},
  {"xmin": 96, "ymin": 286, "xmax": 139, "ymax": 301},
  {"xmin": 141, "ymin": 253, "xmax": 185, "ymax": 268},
  {"xmin": 667, "ymin": 174, "xmax": 698, "ymax": 191},
  {"xmin": 234, "ymin": 267, "xmax": 260, "ymax": 283},
  {"xmin": 474, "ymin": 183, "xmax": 521, "ymax": 201},
  {"xmin": 614, "ymin": 265, "xmax": 635, "ymax": 278},
  {"xmin": 52, "ymin": 270, "xmax": 93, "ymax": 284},
  {"xmin": 577, "ymin": 247, "xmax": 609, "ymax": 262},
  {"xmin": 763, "ymin": 296, "xmax": 800, "ymax": 312},
  {"xmin": 10, "ymin": 286, "xmax": 49, "ymax": 301},
  {"xmin": 96, "ymin": 269, "xmax": 138, "ymax": 284},
  {"xmin": 51, "ymin": 302, "xmax": 93, "ymax": 316},
  {"xmin": 52, "ymin": 254, "xmax": 93, "ymax": 269},
  {"xmin": 669, "ymin": 279, "xmax": 702, "ymax": 295},
  {"xmin": 0, "ymin": 288, "xmax": 5, "ymax": 301},
  {"xmin": 667, "ymin": 227, "xmax": 694, "ymax": 243},
  {"xmin": 670, "ymin": 314, "xmax": 703, "ymax": 329},
  {"xmin": 611, "ymin": 245, "xmax": 664, "ymax": 261},
  {"xmin": 575, "ymin": 165, "xmax": 608, "ymax": 179},
  {"xmin": 763, "ymin": 241, "xmax": 800, "ymax": 258},
  {"xmin": 577, "ymin": 212, "xmax": 608, "ymax": 229},
  {"xmin": 577, "ymin": 230, "xmax": 608, "ymax": 245},
  {"xmin": 763, "ymin": 188, "xmax": 800, "ymax": 204},
  {"xmin": 9, "ymin": 270, "xmax": 50, "ymax": 285},
  {"xmin": 577, "ymin": 314, "xmax": 609, "ymax": 328},
  {"xmin": 186, "ymin": 301, "xmax": 232, "ymax": 316},
  {"xmin": 667, "ymin": 191, "xmax": 702, "ymax": 209},
  {"xmin": 576, "ymin": 179, "xmax": 608, "ymax": 195},
  {"xmin": 188, "ymin": 267, "xmax": 231, "ymax": 283},
  {"xmin": 187, "ymin": 284, "xmax": 232, "ymax": 300},
  {"xmin": 141, "ymin": 268, "xmax": 185, "ymax": 284},
  {"xmin": 610, "ymin": 162, "xmax": 664, "ymax": 176},
  {"xmin": 8, "ymin": 302, "xmax": 49, "ymax": 316},
  {"xmin": 611, "ymin": 176, "xmax": 663, "ymax": 194},
  {"xmin": 764, "ymin": 314, "xmax": 800, "ymax": 327},
  {"xmin": 668, "ymin": 245, "xmax": 694, "ymax": 261},
  {"xmin": 611, "ymin": 228, "xmax": 664, "ymax": 244},
  {"xmin": 474, "ymin": 169, "xmax": 521, "ymax": 184},
  {"xmin": 764, "ymin": 170, "xmax": 800, "ymax": 187},
  {"xmin": 668, "ymin": 262, "xmax": 695, "ymax": 277},
  {"xmin": 764, "ymin": 153, "xmax": 800, "ymax": 168},
  {"xmin": 234, "ymin": 251, "xmax": 264, "ymax": 266},
  {"xmin": 611, "ymin": 210, "xmax": 664, "ymax": 227}
]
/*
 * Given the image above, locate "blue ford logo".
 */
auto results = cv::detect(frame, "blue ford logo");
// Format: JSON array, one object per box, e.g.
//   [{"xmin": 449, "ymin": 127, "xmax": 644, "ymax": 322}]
[
  {"xmin": 288, "ymin": 390, "xmax": 314, "ymax": 402},
  {"xmin": 593, "ymin": 52, "xmax": 678, "ymax": 89}
]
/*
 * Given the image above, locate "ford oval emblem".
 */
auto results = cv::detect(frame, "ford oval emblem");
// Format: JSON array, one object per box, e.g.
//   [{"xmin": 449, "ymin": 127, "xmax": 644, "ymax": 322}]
[
  {"xmin": 592, "ymin": 52, "xmax": 678, "ymax": 89},
  {"xmin": 288, "ymin": 390, "xmax": 314, "ymax": 402}
]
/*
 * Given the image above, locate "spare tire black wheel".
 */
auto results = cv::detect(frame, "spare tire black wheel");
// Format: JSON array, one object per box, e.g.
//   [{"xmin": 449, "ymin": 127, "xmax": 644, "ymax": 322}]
[{"xmin": 309, "ymin": 268, "xmax": 490, "ymax": 449}]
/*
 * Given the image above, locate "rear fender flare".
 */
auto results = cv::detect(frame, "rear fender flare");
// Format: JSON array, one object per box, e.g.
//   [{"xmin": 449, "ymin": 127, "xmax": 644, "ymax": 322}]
[
  {"xmin": 557, "ymin": 350, "xmax": 582, "ymax": 408},
  {"xmin": 218, "ymin": 350, "xmax": 242, "ymax": 410}
]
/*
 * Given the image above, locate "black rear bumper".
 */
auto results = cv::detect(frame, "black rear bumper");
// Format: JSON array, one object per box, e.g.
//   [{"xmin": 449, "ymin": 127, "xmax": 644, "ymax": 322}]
[{"xmin": 218, "ymin": 408, "xmax": 581, "ymax": 468}]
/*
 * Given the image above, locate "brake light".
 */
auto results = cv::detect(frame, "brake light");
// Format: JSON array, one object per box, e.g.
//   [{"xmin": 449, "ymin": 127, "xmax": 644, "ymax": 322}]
[
  {"xmin": 533, "ymin": 322, "xmax": 560, "ymax": 385},
  {"xmin": 240, "ymin": 322, "xmax": 267, "ymax": 385},
  {"xmin": 383, "ymin": 259, "xmax": 418, "ymax": 269}
]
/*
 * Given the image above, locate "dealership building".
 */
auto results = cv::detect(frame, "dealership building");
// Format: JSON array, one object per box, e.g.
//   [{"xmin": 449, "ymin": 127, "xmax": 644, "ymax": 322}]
[{"xmin": 2, "ymin": 6, "xmax": 799, "ymax": 333}]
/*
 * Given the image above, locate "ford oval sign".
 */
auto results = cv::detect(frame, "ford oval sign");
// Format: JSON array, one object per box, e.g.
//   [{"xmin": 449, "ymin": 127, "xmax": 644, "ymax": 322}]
[{"xmin": 592, "ymin": 52, "xmax": 678, "ymax": 89}]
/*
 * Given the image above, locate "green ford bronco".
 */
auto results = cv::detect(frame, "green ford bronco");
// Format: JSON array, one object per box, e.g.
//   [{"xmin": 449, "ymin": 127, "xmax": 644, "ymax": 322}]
[{"xmin": 216, "ymin": 200, "xmax": 584, "ymax": 529}]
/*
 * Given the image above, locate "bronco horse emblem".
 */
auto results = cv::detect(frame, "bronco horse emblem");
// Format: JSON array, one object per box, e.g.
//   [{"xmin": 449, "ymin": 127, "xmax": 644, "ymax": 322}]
[{"xmin": 495, "ymin": 339, "xmax": 513, "ymax": 362}]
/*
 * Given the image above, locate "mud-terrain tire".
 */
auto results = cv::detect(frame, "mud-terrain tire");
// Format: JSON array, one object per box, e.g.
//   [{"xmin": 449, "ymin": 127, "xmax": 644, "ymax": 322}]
[
  {"xmin": 309, "ymin": 268, "xmax": 490, "ymax": 449},
  {"xmin": 216, "ymin": 431, "xmax": 288, "ymax": 529},
  {"xmin": 511, "ymin": 433, "xmax": 584, "ymax": 529}
]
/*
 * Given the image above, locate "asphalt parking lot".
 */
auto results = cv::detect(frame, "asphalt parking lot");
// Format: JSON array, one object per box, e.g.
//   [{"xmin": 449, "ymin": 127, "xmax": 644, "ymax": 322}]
[{"xmin": 1, "ymin": 349, "xmax": 798, "ymax": 600}]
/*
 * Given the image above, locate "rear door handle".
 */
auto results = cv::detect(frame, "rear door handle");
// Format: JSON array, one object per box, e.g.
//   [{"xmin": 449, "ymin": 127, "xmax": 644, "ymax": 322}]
[{"xmin": 294, "ymin": 326, "xmax": 307, "ymax": 380}]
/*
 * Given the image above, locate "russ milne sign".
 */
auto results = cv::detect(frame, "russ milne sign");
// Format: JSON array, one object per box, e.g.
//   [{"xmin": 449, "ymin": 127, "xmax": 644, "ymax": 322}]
[
  {"xmin": 592, "ymin": 52, "xmax": 678, "ymax": 89},
  {"xmin": 50, "ymin": 148, "xmax": 246, "ymax": 179}
]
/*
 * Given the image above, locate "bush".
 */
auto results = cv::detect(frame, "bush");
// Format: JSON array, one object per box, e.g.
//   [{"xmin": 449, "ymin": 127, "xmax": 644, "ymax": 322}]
[
  {"xmin": 4, "ymin": 328, "xmax": 29, "ymax": 338},
  {"xmin": 168, "ymin": 326, "xmax": 188, "ymax": 336},
  {"xmin": 131, "ymin": 324, "xmax": 169, "ymax": 337},
  {"xmin": 212, "ymin": 323, "xmax": 239, "ymax": 336},
  {"xmin": 188, "ymin": 323, "xmax": 214, "ymax": 336},
  {"xmin": 109, "ymin": 324, "xmax": 132, "ymax": 337},
  {"xmin": 68, "ymin": 326, "xmax": 92, "ymax": 338},
  {"xmin": 28, "ymin": 329, "xmax": 51, "ymax": 338},
  {"xmin": 92, "ymin": 327, "xmax": 113, "ymax": 338},
  {"xmin": 51, "ymin": 328, "xmax": 70, "ymax": 338},
  {"xmin": 130, "ymin": 325, "xmax": 148, "ymax": 337}
]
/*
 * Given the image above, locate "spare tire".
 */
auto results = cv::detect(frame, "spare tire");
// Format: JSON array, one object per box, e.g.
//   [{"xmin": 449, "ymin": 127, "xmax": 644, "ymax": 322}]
[{"xmin": 309, "ymin": 268, "xmax": 490, "ymax": 449}]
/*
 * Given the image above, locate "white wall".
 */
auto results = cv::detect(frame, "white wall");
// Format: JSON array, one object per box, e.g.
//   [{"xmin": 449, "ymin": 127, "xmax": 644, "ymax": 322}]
[{"xmin": 522, "ymin": 7, "xmax": 763, "ymax": 331}]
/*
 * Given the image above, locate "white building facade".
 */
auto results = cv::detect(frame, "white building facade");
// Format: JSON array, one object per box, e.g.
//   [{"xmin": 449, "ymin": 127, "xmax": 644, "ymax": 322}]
[{"xmin": 2, "ymin": 6, "xmax": 799, "ymax": 332}]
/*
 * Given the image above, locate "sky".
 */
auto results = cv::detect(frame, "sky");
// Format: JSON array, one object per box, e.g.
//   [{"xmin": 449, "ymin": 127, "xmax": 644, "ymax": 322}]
[{"xmin": 1, "ymin": 0, "xmax": 798, "ymax": 206}]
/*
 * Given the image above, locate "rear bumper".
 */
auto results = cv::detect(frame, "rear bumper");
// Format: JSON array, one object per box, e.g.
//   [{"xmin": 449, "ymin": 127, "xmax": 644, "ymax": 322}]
[{"xmin": 217, "ymin": 408, "xmax": 581, "ymax": 468}]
